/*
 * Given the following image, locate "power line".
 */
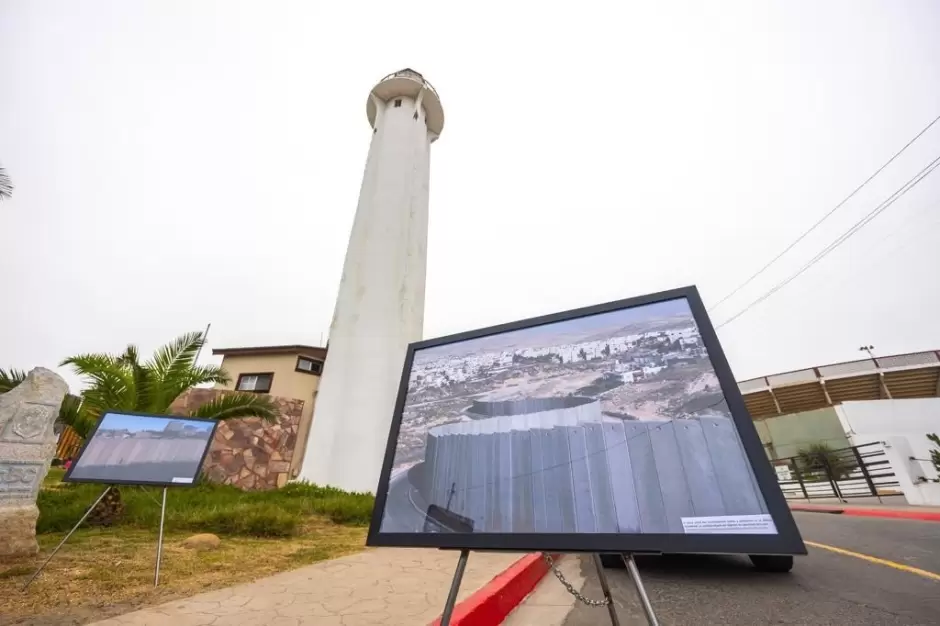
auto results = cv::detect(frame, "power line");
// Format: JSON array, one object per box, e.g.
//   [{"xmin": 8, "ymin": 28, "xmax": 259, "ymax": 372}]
[
  {"xmin": 709, "ymin": 112, "xmax": 940, "ymax": 312},
  {"xmin": 714, "ymin": 153, "xmax": 940, "ymax": 330}
]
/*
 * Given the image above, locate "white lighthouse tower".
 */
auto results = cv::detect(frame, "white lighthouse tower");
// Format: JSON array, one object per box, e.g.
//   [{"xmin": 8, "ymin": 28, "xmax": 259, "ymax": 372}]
[{"xmin": 296, "ymin": 69, "xmax": 444, "ymax": 493}]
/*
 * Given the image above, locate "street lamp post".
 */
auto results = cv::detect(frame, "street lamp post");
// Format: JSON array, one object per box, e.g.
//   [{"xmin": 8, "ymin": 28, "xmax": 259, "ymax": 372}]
[{"xmin": 859, "ymin": 345, "xmax": 892, "ymax": 399}]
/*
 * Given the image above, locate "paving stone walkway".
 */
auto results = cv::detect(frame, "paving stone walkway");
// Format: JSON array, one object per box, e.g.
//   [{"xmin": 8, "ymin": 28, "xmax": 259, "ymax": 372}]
[{"xmin": 90, "ymin": 548, "xmax": 519, "ymax": 626}]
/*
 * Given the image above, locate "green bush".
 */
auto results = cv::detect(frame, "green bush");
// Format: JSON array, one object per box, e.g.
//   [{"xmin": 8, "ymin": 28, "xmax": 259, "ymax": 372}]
[
  {"xmin": 796, "ymin": 442, "xmax": 857, "ymax": 480},
  {"xmin": 37, "ymin": 479, "xmax": 375, "ymax": 538}
]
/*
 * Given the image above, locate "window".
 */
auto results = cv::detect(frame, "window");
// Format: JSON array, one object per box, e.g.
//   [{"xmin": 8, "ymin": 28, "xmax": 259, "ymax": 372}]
[
  {"xmin": 236, "ymin": 373, "xmax": 273, "ymax": 393},
  {"xmin": 296, "ymin": 356, "xmax": 323, "ymax": 375},
  {"xmin": 394, "ymin": 99, "xmax": 402, "ymax": 107}
]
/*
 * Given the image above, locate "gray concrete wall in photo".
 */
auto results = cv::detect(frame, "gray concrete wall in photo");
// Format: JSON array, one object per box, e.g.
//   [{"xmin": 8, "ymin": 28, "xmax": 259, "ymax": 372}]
[
  {"xmin": 700, "ymin": 417, "xmax": 768, "ymax": 515},
  {"xmin": 602, "ymin": 421, "xmax": 641, "ymax": 533},
  {"xmin": 584, "ymin": 422, "xmax": 618, "ymax": 533},
  {"xmin": 648, "ymin": 421, "xmax": 694, "ymax": 533},
  {"xmin": 625, "ymin": 422, "xmax": 668, "ymax": 533},
  {"xmin": 415, "ymin": 411, "xmax": 767, "ymax": 535},
  {"xmin": 567, "ymin": 425, "xmax": 596, "ymax": 533}
]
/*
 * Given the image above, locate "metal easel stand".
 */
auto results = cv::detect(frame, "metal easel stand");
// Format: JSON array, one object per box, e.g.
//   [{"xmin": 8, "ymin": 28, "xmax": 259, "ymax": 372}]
[
  {"xmin": 621, "ymin": 553, "xmax": 660, "ymax": 626},
  {"xmin": 439, "ymin": 549, "xmax": 470, "ymax": 626},
  {"xmin": 541, "ymin": 552, "xmax": 660, "ymax": 626},
  {"xmin": 22, "ymin": 486, "xmax": 113, "ymax": 591},
  {"xmin": 154, "ymin": 486, "xmax": 168, "ymax": 587},
  {"xmin": 24, "ymin": 485, "xmax": 171, "ymax": 591}
]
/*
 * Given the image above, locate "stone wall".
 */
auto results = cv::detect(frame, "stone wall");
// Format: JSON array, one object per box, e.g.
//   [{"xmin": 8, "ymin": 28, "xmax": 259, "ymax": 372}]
[{"xmin": 169, "ymin": 389, "xmax": 304, "ymax": 490}]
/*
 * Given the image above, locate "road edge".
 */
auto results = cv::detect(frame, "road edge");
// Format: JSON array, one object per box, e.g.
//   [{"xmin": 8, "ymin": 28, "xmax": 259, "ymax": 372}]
[
  {"xmin": 791, "ymin": 504, "xmax": 940, "ymax": 522},
  {"xmin": 428, "ymin": 553, "xmax": 558, "ymax": 626}
]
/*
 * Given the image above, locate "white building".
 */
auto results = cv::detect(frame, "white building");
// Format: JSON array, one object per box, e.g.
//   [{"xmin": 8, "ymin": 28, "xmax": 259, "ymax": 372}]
[
  {"xmin": 836, "ymin": 398, "xmax": 940, "ymax": 506},
  {"xmin": 296, "ymin": 69, "xmax": 444, "ymax": 493}
]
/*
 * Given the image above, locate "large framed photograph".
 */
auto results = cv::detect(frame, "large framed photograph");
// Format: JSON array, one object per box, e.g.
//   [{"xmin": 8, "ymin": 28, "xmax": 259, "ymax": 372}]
[
  {"xmin": 367, "ymin": 286, "xmax": 806, "ymax": 555},
  {"xmin": 63, "ymin": 411, "xmax": 218, "ymax": 488}
]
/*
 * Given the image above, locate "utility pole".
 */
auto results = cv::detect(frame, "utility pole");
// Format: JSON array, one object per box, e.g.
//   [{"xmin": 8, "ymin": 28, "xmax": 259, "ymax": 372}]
[{"xmin": 194, "ymin": 323, "xmax": 212, "ymax": 365}]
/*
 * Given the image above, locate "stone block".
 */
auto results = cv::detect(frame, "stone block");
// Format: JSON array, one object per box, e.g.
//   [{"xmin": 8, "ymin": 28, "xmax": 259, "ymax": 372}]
[
  {"xmin": 181, "ymin": 533, "xmax": 221, "ymax": 551},
  {"xmin": 0, "ymin": 368, "xmax": 68, "ymax": 558},
  {"xmin": 0, "ymin": 505, "xmax": 40, "ymax": 557}
]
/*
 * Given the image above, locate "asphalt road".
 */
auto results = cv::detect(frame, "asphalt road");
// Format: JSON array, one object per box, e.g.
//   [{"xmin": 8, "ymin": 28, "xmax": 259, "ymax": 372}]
[
  {"xmin": 378, "ymin": 466, "xmax": 431, "ymax": 532},
  {"xmin": 562, "ymin": 512, "xmax": 940, "ymax": 625}
]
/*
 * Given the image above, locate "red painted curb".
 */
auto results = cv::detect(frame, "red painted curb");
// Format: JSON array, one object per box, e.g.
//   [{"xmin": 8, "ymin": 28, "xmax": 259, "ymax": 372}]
[
  {"xmin": 791, "ymin": 504, "xmax": 940, "ymax": 522},
  {"xmin": 429, "ymin": 553, "xmax": 557, "ymax": 626}
]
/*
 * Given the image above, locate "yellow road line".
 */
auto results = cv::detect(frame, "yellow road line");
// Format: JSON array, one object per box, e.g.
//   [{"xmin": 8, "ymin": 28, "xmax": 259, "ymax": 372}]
[{"xmin": 805, "ymin": 540, "xmax": 940, "ymax": 582}]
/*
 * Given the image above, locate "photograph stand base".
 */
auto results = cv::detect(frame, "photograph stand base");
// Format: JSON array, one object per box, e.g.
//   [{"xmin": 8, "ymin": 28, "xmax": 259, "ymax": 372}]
[
  {"xmin": 436, "ymin": 550, "xmax": 659, "ymax": 626},
  {"xmin": 22, "ymin": 485, "xmax": 170, "ymax": 591}
]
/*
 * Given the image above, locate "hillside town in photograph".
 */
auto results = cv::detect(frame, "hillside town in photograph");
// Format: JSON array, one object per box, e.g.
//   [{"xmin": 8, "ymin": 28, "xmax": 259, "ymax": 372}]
[{"xmin": 390, "ymin": 298, "xmax": 728, "ymax": 473}]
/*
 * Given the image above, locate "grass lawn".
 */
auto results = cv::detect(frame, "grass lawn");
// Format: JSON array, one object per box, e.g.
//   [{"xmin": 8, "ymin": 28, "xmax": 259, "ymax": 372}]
[{"xmin": 0, "ymin": 469, "xmax": 373, "ymax": 625}]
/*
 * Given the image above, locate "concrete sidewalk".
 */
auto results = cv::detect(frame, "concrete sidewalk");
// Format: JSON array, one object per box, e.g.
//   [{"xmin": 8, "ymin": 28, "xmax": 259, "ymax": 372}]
[
  {"xmin": 790, "ymin": 500, "xmax": 940, "ymax": 521},
  {"xmin": 503, "ymin": 555, "xmax": 585, "ymax": 626},
  {"xmin": 90, "ymin": 548, "xmax": 519, "ymax": 626}
]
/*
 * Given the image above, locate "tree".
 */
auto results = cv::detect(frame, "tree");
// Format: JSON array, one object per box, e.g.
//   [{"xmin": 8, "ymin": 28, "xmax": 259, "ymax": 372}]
[
  {"xmin": 60, "ymin": 330, "xmax": 279, "ymax": 525},
  {"xmin": 796, "ymin": 442, "xmax": 856, "ymax": 481},
  {"xmin": 0, "ymin": 165, "xmax": 12, "ymax": 201},
  {"xmin": 578, "ymin": 348, "xmax": 588, "ymax": 361}
]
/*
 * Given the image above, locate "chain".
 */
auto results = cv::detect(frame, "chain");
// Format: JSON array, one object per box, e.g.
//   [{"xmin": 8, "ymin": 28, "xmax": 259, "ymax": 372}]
[{"xmin": 541, "ymin": 553, "xmax": 610, "ymax": 607}]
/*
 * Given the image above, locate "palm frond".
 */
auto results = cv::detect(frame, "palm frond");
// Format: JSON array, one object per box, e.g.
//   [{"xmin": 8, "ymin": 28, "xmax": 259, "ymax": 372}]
[
  {"xmin": 57, "ymin": 394, "xmax": 98, "ymax": 438},
  {"xmin": 61, "ymin": 353, "xmax": 117, "ymax": 375},
  {"xmin": 118, "ymin": 345, "xmax": 141, "ymax": 367},
  {"xmin": 183, "ymin": 365, "xmax": 231, "ymax": 388},
  {"xmin": 0, "ymin": 367, "xmax": 28, "ymax": 394},
  {"xmin": 148, "ymin": 331, "xmax": 204, "ymax": 377},
  {"xmin": 118, "ymin": 345, "xmax": 154, "ymax": 412},
  {"xmin": 0, "ymin": 165, "xmax": 12, "ymax": 201},
  {"xmin": 146, "ymin": 331, "xmax": 206, "ymax": 408},
  {"xmin": 187, "ymin": 392, "xmax": 279, "ymax": 422},
  {"xmin": 61, "ymin": 354, "xmax": 134, "ymax": 415}
]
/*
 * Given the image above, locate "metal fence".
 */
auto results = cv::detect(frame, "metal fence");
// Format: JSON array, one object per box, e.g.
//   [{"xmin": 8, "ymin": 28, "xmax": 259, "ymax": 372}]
[{"xmin": 772, "ymin": 441, "xmax": 900, "ymax": 502}]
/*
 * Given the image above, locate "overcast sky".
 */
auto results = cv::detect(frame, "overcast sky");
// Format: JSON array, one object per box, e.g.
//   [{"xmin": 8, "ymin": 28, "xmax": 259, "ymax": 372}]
[{"xmin": 2, "ymin": 0, "xmax": 939, "ymax": 393}]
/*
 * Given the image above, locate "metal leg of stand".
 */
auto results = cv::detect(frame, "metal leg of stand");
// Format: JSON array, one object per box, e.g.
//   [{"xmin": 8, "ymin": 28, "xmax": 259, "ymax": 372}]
[
  {"xmin": 22, "ymin": 486, "xmax": 112, "ymax": 591},
  {"xmin": 154, "ymin": 487, "xmax": 168, "ymax": 587},
  {"xmin": 621, "ymin": 554, "xmax": 659, "ymax": 626},
  {"xmin": 439, "ymin": 549, "xmax": 470, "ymax": 626},
  {"xmin": 591, "ymin": 554, "xmax": 622, "ymax": 626}
]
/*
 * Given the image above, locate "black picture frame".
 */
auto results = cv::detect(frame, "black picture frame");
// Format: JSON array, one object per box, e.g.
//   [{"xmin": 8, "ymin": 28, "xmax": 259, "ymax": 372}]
[
  {"xmin": 367, "ymin": 285, "xmax": 807, "ymax": 555},
  {"xmin": 62, "ymin": 410, "xmax": 219, "ymax": 489}
]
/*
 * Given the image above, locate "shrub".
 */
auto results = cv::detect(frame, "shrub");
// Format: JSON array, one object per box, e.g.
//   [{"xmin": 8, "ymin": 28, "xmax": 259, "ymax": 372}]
[
  {"xmin": 796, "ymin": 442, "xmax": 857, "ymax": 480},
  {"xmin": 927, "ymin": 433, "xmax": 940, "ymax": 482},
  {"xmin": 37, "ymin": 478, "xmax": 375, "ymax": 537}
]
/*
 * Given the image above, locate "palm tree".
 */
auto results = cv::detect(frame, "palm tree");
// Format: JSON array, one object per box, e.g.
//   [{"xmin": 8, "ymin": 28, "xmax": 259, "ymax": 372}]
[
  {"xmin": 0, "ymin": 165, "xmax": 12, "ymax": 201},
  {"xmin": 60, "ymin": 330, "xmax": 279, "ymax": 525},
  {"xmin": 796, "ymin": 442, "xmax": 857, "ymax": 481},
  {"xmin": 0, "ymin": 367, "xmax": 28, "ymax": 394}
]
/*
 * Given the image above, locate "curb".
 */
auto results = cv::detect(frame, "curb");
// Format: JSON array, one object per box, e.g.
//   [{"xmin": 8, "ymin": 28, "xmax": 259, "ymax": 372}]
[
  {"xmin": 791, "ymin": 504, "xmax": 940, "ymax": 522},
  {"xmin": 429, "ymin": 553, "xmax": 558, "ymax": 626}
]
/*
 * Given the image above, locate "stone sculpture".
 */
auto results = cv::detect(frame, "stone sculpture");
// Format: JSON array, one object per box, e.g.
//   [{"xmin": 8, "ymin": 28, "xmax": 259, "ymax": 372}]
[{"xmin": 0, "ymin": 367, "xmax": 69, "ymax": 558}]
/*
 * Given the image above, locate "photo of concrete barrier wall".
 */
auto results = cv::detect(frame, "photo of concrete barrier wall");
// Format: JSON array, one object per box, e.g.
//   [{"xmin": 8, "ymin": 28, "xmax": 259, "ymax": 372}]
[
  {"xmin": 377, "ymin": 296, "xmax": 776, "ymax": 536},
  {"xmin": 67, "ymin": 412, "xmax": 215, "ymax": 486},
  {"xmin": 381, "ymin": 396, "xmax": 771, "ymax": 534}
]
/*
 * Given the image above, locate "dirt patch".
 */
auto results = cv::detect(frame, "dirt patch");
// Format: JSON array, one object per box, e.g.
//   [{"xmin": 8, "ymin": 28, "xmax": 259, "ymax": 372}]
[{"xmin": 0, "ymin": 520, "xmax": 367, "ymax": 625}]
